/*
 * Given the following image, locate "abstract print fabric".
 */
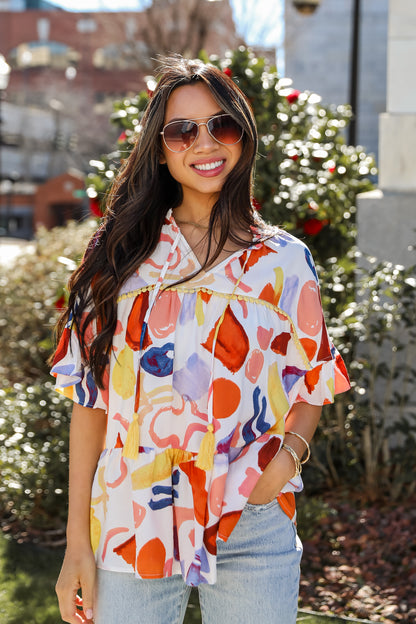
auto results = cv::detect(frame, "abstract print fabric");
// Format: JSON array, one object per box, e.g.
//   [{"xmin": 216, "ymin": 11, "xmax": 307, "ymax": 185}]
[{"xmin": 51, "ymin": 210, "xmax": 350, "ymax": 586}]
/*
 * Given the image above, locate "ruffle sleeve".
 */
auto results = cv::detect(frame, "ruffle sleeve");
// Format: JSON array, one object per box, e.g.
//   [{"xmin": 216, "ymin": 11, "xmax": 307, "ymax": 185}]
[
  {"xmin": 50, "ymin": 311, "xmax": 109, "ymax": 411},
  {"xmin": 279, "ymin": 242, "xmax": 351, "ymax": 406}
]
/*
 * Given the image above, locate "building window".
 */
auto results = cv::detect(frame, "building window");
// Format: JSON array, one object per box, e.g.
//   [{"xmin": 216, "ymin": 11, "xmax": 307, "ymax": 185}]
[{"xmin": 8, "ymin": 41, "xmax": 81, "ymax": 70}]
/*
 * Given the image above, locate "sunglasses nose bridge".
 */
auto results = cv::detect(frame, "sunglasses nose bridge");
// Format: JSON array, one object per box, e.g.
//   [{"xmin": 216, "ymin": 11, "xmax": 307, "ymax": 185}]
[{"xmin": 193, "ymin": 120, "xmax": 217, "ymax": 147}]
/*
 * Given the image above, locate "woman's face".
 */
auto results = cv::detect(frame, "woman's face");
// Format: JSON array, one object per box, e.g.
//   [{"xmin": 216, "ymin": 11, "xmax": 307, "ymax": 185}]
[{"xmin": 160, "ymin": 82, "xmax": 243, "ymax": 207}]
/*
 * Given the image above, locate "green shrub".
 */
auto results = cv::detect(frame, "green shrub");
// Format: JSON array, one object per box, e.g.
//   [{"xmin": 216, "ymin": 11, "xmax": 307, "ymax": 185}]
[
  {"xmin": 0, "ymin": 382, "xmax": 72, "ymax": 530},
  {"xmin": 0, "ymin": 220, "xmax": 98, "ymax": 388}
]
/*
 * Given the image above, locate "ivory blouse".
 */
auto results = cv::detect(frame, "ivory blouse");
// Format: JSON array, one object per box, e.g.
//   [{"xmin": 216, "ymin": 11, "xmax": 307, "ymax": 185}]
[{"xmin": 51, "ymin": 209, "xmax": 350, "ymax": 586}]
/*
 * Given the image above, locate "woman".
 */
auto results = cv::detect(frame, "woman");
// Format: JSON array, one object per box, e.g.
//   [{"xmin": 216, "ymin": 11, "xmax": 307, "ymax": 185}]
[{"xmin": 52, "ymin": 55, "xmax": 350, "ymax": 624}]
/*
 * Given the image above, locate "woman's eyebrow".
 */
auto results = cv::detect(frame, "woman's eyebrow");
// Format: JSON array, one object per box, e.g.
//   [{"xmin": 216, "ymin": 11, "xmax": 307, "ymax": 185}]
[{"xmin": 165, "ymin": 111, "xmax": 225, "ymax": 124}]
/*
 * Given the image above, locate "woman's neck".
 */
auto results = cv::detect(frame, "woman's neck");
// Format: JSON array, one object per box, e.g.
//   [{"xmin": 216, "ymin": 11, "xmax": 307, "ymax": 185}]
[{"xmin": 173, "ymin": 192, "xmax": 218, "ymax": 227}]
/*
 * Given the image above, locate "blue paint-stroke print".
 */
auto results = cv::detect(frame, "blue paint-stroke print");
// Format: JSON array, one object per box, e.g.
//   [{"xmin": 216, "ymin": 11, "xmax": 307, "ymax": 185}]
[
  {"xmin": 179, "ymin": 292, "xmax": 197, "ymax": 325},
  {"xmin": 148, "ymin": 469, "xmax": 180, "ymax": 510},
  {"xmin": 305, "ymin": 247, "xmax": 318, "ymax": 282},
  {"xmin": 140, "ymin": 343, "xmax": 175, "ymax": 377},
  {"xmin": 282, "ymin": 365, "xmax": 307, "ymax": 395},
  {"xmin": 242, "ymin": 386, "xmax": 271, "ymax": 444},
  {"xmin": 186, "ymin": 547, "xmax": 210, "ymax": 586},
  {"xmin": 172, "ymin": 353, "xmax": 210, "ymax": 401},
  {"xmin": 279, "ymin": 274, "xmax": 299, "ymax": 318}
]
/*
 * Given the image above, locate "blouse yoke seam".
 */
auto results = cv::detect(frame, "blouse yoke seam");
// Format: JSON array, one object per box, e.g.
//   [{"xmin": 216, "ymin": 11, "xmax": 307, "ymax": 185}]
[{"xmin": 117, "ymin": 285, "xmax": 312, "ymax": 370}]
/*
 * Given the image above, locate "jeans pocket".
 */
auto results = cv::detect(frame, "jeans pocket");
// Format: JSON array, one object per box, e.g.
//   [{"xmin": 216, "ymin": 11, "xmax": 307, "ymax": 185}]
[{"xmin": 244, "ymin": 497, "xmax": 279, "ymax": 512}]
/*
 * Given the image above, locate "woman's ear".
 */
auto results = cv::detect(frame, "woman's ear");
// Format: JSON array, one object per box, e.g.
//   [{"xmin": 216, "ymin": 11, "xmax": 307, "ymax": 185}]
[{"xmin": 159, "ymin": 150, "xmax": 167, "ymax": 165}]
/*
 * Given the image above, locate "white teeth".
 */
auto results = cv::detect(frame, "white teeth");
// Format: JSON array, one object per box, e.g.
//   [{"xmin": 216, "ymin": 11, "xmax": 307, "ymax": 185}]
[{"xmin": 194, "ymin": 160, "xmax": 224, "ymax": 171}]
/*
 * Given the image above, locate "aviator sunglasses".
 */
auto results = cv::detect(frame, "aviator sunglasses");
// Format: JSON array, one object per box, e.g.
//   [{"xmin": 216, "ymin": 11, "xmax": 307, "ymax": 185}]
[{"xmin": 160, "ymin": 114, "xmax": 244, "ymax": 153}]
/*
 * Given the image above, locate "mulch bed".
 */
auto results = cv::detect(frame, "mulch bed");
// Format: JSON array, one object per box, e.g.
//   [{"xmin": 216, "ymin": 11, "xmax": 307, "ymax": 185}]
[{"xmin": 299, "ymin": 493, "xmax": 416, "ymax": 623}]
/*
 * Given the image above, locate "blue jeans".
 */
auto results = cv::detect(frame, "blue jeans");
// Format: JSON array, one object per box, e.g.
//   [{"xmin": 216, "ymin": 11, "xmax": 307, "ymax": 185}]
[{"xmin": 94, "ymin": 499, "xmax": 303, "ymax": 623}]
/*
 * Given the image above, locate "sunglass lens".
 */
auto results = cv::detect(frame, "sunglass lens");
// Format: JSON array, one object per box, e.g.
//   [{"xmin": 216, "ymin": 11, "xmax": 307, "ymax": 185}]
[
  {"xmin": 164, "ymin": 120, "xmax": 198, "ymax": 152},
  {"xmin": 209, "ymin": 115, "xmax": 243, "ymax": 145}
]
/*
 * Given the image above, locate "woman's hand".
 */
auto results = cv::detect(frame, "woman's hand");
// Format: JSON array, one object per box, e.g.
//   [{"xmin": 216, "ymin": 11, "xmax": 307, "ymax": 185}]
[
  {"xmin": 56, "ymin": 547, "xmax": 96, "ymax": 623},
  {"xmin": 247, "ymin": 446, "xmax": 296, "ymax": 504},
  {"xmin": 247, "ymin": 402, "xmax": 322, "ymax": 505}
]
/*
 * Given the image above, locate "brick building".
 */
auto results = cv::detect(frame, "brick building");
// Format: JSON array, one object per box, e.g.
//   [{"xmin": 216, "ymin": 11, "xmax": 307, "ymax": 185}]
[{"xmin": 0, "ymin": 0, "xmax": 240, "ymax": 236}]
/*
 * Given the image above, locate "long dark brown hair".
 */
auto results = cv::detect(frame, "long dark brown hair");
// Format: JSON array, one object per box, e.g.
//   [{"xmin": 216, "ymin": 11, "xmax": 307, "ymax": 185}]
[{"xmin": 55, "ymin": 55, "xmax": 266, "ymax": 387}]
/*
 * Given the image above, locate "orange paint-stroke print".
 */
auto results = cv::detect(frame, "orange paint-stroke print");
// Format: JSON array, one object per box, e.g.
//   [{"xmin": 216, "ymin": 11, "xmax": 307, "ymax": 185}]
[
  {"xmin": 245, "ymin": 349, "xmax": 264, "ymax": 384},
  {"xmin": 202, "ymin": 307, "xmax": 249, "ymax": 373},
  {"xmin": 257, "ymin": 326, "xmax": 273, "ymax": 350},
  {"xmin": 180, "ymin": 461, "xmax": 208, "ymax": 527},
  {"xmin": 304, "ymin": 364, "xmax": 323, "ymax": 394},
  {"xmin": 297, "ymin": 280, "xmax": 323, "ymax": 336},
  {"xmin": 212, "ymin": 378, "xmax": 241, "ymax": 419},
  {"xmin": 317, "ymin": 323, "xmax": 332, "ymax": 361},
  {"xmin": 238, "ymin": 244, "xmax": 274, "ymax": 271},
  {"xmin": 203, "ymin": 522, "xmax": 219, "ymax": 555},
  {"xmin": 148, "ymin": 290, "xmax": 181, "ymax": 339},
  {"xmin": 173, "ymin": 505, "xmax": 195, "ymax": 533},
  {"xmin": 217, "ymin": 510, "xmax": 243, "ymax": 542},
  {"xmin": 238, "ymin": 466, "xmax": 261, "ymax": 497},
  {"xmin": 278, "ymin": 492, "xmax": 296, "ymax": 521},
  {"xmin": 136, "ymin": 538, "xmax": 166, "ymax": 578},
  {"xmin": 259, "ymin": 282, "xmax": 275, "ymax": 305},
  {"xmin": 126, "ymin": 291, "xmax": 151, "ymax": 350},
  {"xmin": 209, "ymin": 473, "xmax": 227, "ymax": 517},
  {"xmin": 300, "ymin": 337, "xmax": 318, "ymax": 361},
  {"xmin": 103, "ymin": 527, "xmax": 130, "ymax": 561},
  {"xmin": 114, "ymin": 534, "xmax": 137, "ymax": 568},
  {"xmin": 107, "ymin": 455, "xmax": 128, "ymax": 488},
  {"xmin": 270, "ymin": 332, "xmax": 291, "ymax": 356},
  {"xmin": 133, "ymin": 502, "xmax": 146, "ymax": 528},
  {"xmin": 257, "ymin": 436, "xmax": 281, "ymax": 471},
  {"xmin": 335, "ymin": 354, "xmax": 351, "ymax": 392}
]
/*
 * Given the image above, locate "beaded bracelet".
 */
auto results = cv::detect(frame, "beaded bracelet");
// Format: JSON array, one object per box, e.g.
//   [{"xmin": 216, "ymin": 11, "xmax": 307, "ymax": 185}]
[
  {"xmin": 286, "ymin": 430, "xmax": 311, "ymax": 464},
  {"xmin": 281, "ymin": 443, "xmax": 302, "ymax": 478}
]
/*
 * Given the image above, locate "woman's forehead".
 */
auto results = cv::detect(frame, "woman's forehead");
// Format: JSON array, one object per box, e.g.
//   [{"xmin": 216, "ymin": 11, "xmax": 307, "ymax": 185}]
[{"xmin": 164, "ymin": 83, "xmax": 223, "ymax": 123}]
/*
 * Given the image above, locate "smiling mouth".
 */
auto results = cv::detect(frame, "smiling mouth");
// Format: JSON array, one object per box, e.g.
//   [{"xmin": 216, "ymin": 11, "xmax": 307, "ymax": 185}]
[{"xmin": 193, "ymin": 159, "xmax": 225, "ymax": 171}]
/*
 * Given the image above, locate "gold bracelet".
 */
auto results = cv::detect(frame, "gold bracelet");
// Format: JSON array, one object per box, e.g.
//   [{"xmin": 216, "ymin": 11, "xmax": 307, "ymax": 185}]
[
  {"xmin": 286, "ymin": 430, "xmax": 311, "ymax": 464},
  {"xmin": 281, "ymin": 443, "xmax": 302, "ymax": 478}
]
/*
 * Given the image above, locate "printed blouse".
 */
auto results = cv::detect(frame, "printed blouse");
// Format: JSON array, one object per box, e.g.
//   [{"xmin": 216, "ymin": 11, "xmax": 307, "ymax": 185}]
[{"xmin": 51, "ymin": 209, "xmax": 350, "ymax": 586}]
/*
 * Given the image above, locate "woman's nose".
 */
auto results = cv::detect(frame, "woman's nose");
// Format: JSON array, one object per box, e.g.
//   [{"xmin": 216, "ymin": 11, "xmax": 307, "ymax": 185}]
[{"xmin": 193, "ymin": 123, "xmax": 218, "ymax": 151}]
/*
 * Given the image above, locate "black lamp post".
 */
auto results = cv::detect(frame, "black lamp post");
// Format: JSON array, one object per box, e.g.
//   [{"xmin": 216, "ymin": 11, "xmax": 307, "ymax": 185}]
[
  {"xmin": 292, "ymin": 0, "xmax": 361, "ymax": 146},
  {"xmin": 0, "ymin": 54, "xmax": 11, "ymax": 184}
]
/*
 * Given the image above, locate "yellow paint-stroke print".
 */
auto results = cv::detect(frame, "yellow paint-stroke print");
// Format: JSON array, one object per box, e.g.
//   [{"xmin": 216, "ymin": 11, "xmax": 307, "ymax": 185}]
[
  {"xmin": 91, "ymin": 466, "xmax": 109, "ymax": 514},
  {"xmin": 113, "ymin": 345, "xmax": 136, "ymax": 399},
  {"xmin": 131, "ymin": 448, "xmax": 193, "ymax": 490},
  {"xmin": 195, "ymin": 291, "xmax": 205, "ymax": 326},
  {"xmin": 326, "ymin": 376, "xmax": 335, "ymax": 399},
  {"xmin": 274, "ymin": 266, "xmax": 284, "ymax": 305},
  {"xmin": 267, "ymin": 362, "xmax": 288, "ymax": 436},
  {"xmin": 56, "ymin": 385, "xmax": 74, "ymax": 400},
  {"xmin": 90, "ymin": 507, "xmax": 101, "ymax": 554}
]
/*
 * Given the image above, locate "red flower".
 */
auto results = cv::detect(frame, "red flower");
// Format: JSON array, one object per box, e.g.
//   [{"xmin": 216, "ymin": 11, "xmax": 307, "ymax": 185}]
[
  {"xmin": 54, "ymin": 294, "xmax": 66, "ymax": 311},
  {"xmin": 89, "ymin": 197, "xmax": 103, "ymax": 217},
  {"xmin": 251, "ymin": 198, "xmax": 262, "ymax": 211},
  {"xmin": 303, "ymin": 218, "xmax": 324, "ymax": 236},
  {"xmin": 146, "ymin": 88, "xmax": 154, "ymax": 98},
  {"xmin": 328, "ymin": 165, "xmax": 336, "ymax": 174},
  {"xmin": 118, "ymin": 131, "xmax": 127, "ymax": 143},
  {"xmin": 223, "ymin": 67, "xmax": 233, "ymax": 78},
  {"xmin": 289, "ymin": 153, "xmax": 299, "ymax": 161},
  {"xmin": 286, "ymin": 89, "xmax": 301, "ymax": 104}
]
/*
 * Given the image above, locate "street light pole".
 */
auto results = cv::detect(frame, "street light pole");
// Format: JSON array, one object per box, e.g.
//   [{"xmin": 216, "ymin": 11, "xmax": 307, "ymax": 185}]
[
  {"xmin": 0, "ymin": 55, "xmax": 11, "ymax": 181},
  {"xmin": 0, "ymin": 54, "xmax": 11, "ymax": 236},
  {"xmin": 292, "ymin": 0, "xmax": 361, "ymax": 146},
  {"xmin": 348, "ymin": 0, "xmax": 361, "ymax": 146}
]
